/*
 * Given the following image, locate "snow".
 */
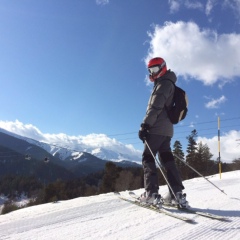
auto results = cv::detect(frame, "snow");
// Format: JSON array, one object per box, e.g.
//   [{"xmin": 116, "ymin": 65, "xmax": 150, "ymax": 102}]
[
  {"xmin": 0, "ymin": 195, "xmax": 8, "ymax": 214},
  {"xmin": 0, "ymin": 171, "xmax": 240, "ymax": 240}
]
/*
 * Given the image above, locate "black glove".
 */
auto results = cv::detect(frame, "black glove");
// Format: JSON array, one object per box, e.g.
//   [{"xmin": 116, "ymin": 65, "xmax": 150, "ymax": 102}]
[{"xmin": 138, "ymin": 123, "xmax": 150, "ymax": 143}]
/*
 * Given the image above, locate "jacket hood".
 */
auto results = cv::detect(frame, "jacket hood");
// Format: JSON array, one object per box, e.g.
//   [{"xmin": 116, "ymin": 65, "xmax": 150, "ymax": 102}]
[{"xmin": 155, "ymin": 70, "xmax": 177, "ymax": 85}]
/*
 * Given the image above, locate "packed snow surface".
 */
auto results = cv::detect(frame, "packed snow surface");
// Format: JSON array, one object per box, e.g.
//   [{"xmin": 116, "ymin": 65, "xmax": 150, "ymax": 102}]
[{"xmin": 0, "ymin": 171, "xmax": 240, "ymax": 240}]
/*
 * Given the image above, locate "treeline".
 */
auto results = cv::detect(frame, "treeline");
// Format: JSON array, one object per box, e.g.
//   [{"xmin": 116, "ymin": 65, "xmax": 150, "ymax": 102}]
[
  {"xmin": 0, "ymin": 162, "xmax": 144, "ymax": 214},
  {"xmin": 173, "ymin": 129, "xmax": 240, "ymax": 179}
]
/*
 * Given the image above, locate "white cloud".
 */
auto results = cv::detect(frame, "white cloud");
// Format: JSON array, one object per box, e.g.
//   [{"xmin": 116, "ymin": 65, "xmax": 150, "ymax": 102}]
[
  {"xmin": 205, "ymin": 95, "xmax": 227, "ymax": 108},
  {"xmin": 205, "ymin": 0, "xmax": 216, "ymax": 15},
  {"xmin": 169, "ymin": 0, "xmax": 203, "ymax": 13},
  {"xmin": 184, "ymin": 0, "xmax": 203, "ymax": 10},
  {"xmin": 198, "ymin": 130, "xmax": 240, "ymax": 163},
  {"xmin": 96, "ymin": 0, "xmax": 109, "ymax": 5},
  {"xmin": 214, "ymin": 112, "xmax": 225, "ymax": 117},
  {"xmin": 0, "ymin": 120, "xmax": 45, "ymax": 141},
  {"xmin": 145, "ymin": 21, "xmax": 240, "ymax": 86},
  {"xmin": 169, "ymin": 0, "xmax": 181, "ymax": 13},
  {"xmin": 0, "ymin": 120, "xmax": 141, "ymax": 159},
  {"xmin": 189, "ymin": 122, "xmax": 195, "ymax": 128},
  {"xmin": 168, "ymin": 0, "xmax": 240, "ymax": 18}
]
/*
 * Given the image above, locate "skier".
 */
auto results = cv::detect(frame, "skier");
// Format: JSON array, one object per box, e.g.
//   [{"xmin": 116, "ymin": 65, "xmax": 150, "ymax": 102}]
[{"xmin": 138, "ymin": 57, "xmax": 188, "ymax": 208}]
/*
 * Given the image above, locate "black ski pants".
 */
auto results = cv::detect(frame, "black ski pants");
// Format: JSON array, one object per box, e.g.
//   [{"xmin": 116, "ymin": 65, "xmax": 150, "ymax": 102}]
[{"xmin": 142, "ymin": 134, "xmax": 184, "ymax": 197}]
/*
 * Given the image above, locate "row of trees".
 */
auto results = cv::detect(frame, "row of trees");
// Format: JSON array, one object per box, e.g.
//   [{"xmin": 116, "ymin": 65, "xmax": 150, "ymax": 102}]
[
  {"xmin": 0, "ymin": 163, "xmax": 144, "ymax": 214},
  {"xmin": 173, "ymin": 129, "xmax": 240, "ymax": 180},
  {"xmin": 173, "ymin": 129, "xmax": 215, "ymax": 179}
]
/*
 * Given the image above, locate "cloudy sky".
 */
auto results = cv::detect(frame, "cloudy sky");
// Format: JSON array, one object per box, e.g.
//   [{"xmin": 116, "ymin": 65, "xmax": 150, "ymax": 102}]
[{"xmin": 0, "ymin": 0, "xmax": 240, "ymax": 163}]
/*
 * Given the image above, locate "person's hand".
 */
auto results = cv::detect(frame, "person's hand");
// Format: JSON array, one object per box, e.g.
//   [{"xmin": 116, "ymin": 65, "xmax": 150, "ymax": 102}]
[{"xmin": 138, "ymin": 123, "xmax": 150, "ymax": 143}]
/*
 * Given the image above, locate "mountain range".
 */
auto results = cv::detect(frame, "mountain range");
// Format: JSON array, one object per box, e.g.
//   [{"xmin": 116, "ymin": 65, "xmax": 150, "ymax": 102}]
[{"xmin": 0, "ymin": 128, "xmax": 141, "ymax": 182}]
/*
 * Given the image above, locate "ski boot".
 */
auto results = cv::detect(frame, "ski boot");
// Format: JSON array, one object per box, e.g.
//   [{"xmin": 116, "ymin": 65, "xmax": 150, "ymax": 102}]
[
  {"xmin": 139, "ymin": 192, "xmax": 163, "ymax": 208},
  {"xmin": 173, "ymin": 192, "xmax": 189, "ymax": 208}
]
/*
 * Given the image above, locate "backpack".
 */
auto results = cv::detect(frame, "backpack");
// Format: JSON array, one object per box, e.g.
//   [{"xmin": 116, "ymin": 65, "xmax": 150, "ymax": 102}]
[{"xmin": 166, "ymin": 81, "xmax": 188, "ymax": 124}]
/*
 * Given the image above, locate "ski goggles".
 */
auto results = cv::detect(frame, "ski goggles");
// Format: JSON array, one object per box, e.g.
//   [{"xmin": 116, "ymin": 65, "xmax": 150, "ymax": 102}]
[
  {"xmin": 148, "ymin": 66, "xmax": 160, "ymax": 75},
  {"xmin": 148, "ymin": 62, "xmax": 166, "ymax": 75}
]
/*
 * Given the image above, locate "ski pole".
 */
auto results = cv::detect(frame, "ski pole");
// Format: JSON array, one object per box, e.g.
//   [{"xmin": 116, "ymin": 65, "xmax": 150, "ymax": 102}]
[
  {"xmin": 145, "ymin": 140, "xmax": 178, "ymax": 200},
  {"xmin": 173, "ymin": 153, "xmax": 227, "ymax": 196}
]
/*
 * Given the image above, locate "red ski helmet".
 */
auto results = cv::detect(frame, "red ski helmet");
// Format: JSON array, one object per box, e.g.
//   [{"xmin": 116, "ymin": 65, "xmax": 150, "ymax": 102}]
[{"xmin": 147, "ymin": 57, "xmax": 167, "ymax": 82}]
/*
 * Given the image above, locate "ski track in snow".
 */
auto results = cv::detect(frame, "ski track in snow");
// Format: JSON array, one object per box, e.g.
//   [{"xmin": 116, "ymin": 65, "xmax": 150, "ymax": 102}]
[{"xmin": 0, "ymin": 171, "xmax": 240, "ymax": 240}]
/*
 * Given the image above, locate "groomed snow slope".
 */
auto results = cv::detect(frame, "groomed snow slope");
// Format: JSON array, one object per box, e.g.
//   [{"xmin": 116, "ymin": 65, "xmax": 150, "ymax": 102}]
[{"xmin": 0, "ymin": 171, "xmax": 240, "ymax": 240}]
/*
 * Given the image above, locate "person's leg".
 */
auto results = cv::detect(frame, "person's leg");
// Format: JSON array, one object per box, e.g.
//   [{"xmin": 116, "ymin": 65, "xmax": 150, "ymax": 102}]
[
  {"xmin": 158, "ymin": 137, "xmax": 184, "ymax": 197},
  {"xmin": 142, "ymin": 135, "xmax": 167, "ymax": 196},
  {"xmin": 160, "ymin": 152, "xmax": 184, "ymax": 195}
]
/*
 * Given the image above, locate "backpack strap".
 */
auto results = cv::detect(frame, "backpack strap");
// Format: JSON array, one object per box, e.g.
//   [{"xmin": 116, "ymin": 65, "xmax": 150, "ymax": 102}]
[{"xmin": 162, "ymin": 79, "xmax": 175, "ymax": 110}]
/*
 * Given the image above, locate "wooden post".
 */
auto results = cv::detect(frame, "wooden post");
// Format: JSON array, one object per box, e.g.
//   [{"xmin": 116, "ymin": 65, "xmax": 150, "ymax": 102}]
[{"xmin": 218, "ymin": 117, "xmax": 221, "ymax": 179}]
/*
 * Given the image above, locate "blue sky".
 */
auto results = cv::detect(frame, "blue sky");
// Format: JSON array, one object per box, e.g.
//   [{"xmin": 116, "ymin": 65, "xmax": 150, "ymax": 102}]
[{"xmin": 0, "ymin": 0, "xmax": 240, "ymax": 163}]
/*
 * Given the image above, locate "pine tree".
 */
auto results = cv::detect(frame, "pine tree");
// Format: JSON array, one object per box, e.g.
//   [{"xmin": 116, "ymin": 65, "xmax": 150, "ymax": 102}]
[
  {"xmin": 232, "ymin": 158, "xmax": 240, "ymax": 170},
  {"xmin": 195, "ymin": 142, "xmax": 214, "ymax": 176},
  {"xmin": 115, "ymin": 170, "xmax": 134, "ymax": 192},
  {"xmin": 99, "ymin": 162, "xmax": 122, "ymax": 193},
  {"xmin": 172, "ymin": 140, "xmax": 186, "ymax": 179},
  {"xmin": 186, "ymin": 129, "xmax": 198, "ymax": 179},
  {"xmin": 173, "ymin": 140, "xmax": 185, "ymax": 162}
]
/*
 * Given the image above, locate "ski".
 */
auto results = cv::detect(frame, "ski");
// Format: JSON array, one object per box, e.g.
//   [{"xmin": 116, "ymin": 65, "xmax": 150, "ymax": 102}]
[
  {"xmin": 129, "ymin": 191, "xmax": 228, "ymax": 221},
  {"xmin": 114, "ymin": 192, "xmax": 195, "ymax": 224},
  {"xmin": 162, "ymin": 203, "xmax": 229, "ymax": 221}
]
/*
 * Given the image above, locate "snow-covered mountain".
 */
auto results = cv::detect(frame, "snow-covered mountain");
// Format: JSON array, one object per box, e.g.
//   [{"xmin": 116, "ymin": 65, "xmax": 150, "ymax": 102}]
[
  {"xmin": 0, "ymin": 128, "xmax": 142, "ymax": 180},
  {"xmin": 30, "ymin": 137, "xmax": 142, "ymax": 164},
  {"xmin": 0, "ymin": 127, "xmax": 142, "ymax": 163}
]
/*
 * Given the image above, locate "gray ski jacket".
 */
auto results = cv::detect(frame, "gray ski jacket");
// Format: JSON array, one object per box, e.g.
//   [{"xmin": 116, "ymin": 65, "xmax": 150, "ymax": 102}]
[{"xmin": 142, "ymin": 70, "xmax": 177, "ymax": 137}]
